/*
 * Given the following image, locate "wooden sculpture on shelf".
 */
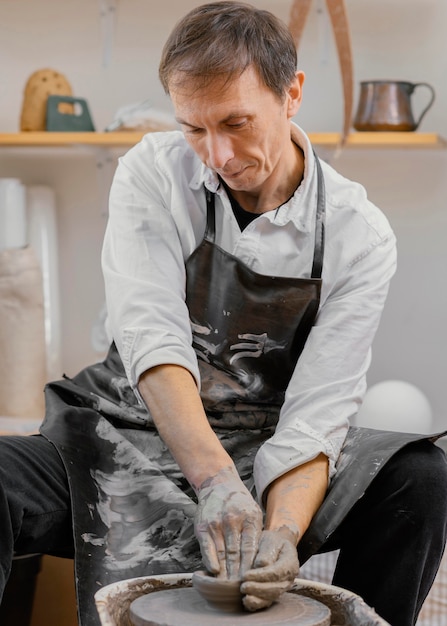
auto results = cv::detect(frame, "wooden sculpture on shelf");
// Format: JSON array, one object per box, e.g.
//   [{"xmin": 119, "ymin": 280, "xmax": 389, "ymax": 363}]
[
  {"xmin": 288, "ymin": 0, "xmax": 354, "ymax": 144},
  {"xmin": 20, "ymin": 68, "xmax": 73, "ymax": 131}
]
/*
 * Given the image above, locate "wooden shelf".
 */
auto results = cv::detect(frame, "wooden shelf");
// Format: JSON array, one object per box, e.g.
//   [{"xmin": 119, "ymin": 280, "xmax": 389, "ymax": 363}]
[
  {"xmin": 0, "ymin": 131, "xmax": 445, "ymax": 149},
  {"xmin": 0, "ymin": 131, "xmax": 147, "ymax": 147},
  {"xmin": 315, "ymin": 132, "xmax": 446, "ymax": 149}
]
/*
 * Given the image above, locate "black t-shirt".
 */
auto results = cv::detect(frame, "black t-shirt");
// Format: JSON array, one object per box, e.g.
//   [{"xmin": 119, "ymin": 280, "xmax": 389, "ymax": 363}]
[{"xmin": 220, "ymin": 180, "xmax": 258, "ymax": 231}]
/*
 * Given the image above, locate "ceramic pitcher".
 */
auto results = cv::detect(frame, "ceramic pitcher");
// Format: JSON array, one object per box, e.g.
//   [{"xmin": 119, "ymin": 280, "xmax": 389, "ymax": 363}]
[{"xmin": 353, "ymin": 80, "xmax": 435, "ymax": 131}]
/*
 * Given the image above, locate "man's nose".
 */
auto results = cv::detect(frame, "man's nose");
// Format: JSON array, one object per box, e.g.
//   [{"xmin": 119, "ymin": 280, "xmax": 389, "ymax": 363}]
[{"xmin": 207, "ymin": 133, "xmax": 234, "ymax": 170}]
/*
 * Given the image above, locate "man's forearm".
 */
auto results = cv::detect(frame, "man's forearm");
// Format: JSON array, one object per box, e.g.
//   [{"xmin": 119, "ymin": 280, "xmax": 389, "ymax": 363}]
[
  {"xmin": 264, "ymin": 453, "xmax": 329, "ymax": 546},
  {"xmin": 138, "ymin": 363, "xmax": 234, "ymax": 491},
  {"xmin": 139, "ymin": 363, "xmax": 328, "ymax": 545}
]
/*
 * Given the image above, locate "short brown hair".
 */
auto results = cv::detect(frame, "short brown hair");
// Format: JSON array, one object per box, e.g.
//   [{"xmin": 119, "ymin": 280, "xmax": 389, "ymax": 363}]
[{"xmin": 159, "ymin": 1, "xmax": 297, "ymax": 100}]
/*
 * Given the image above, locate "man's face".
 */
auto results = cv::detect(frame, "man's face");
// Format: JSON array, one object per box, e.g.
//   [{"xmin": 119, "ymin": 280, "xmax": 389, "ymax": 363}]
[{"xmin": 171, "ymin": 66, "xmax": 303, "ymax": 196}]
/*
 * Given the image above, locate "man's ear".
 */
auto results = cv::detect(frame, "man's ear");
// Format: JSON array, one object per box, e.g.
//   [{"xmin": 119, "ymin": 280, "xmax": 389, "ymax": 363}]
[{"xmin": 286, "ymin": 71, "xmax": 305, "ymax": 118}]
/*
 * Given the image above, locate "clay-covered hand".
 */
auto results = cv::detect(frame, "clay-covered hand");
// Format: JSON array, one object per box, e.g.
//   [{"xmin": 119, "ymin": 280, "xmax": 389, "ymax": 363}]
[
  {"xmin": 240, "ymin": 528, "xmax": 300, "ymax": 611},
  {"xmin": 194, "ymin": 465, "xmax": 263, "ymax": 579}
]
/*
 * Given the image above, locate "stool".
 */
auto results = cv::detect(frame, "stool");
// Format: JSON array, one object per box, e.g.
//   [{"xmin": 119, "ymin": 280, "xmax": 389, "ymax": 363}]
[{"xmin": 0, "ymin": 554, "xmax": 42, "ymax": 626}]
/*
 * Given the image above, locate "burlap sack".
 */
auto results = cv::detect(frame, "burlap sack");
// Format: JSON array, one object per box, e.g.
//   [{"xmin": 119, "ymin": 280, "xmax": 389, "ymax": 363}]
[
  {"xmin": 20, "ymin": 68, "xmax": 73, "ymax": 131},
  {"xmin": 0, "ymin": 247, "xmax": 47, "ymax": 418}
]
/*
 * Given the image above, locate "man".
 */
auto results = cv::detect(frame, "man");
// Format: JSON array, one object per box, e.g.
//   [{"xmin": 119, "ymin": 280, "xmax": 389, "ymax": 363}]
[{"xmin": 0, "ymin": 3, "xmax": 446, "ymax": 626}]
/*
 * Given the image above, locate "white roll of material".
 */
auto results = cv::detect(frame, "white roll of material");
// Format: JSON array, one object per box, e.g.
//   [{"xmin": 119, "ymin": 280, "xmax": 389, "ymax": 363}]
[
  {"xmin": 0, "ymin": 178, "xmax": 27, "ymax": 250},
  {"xmin": 26, "ymin": 185, "xmax": 62, "ymax": 382},
  {"xmin": 0, "ymin": 246, "xmax": 47, "ymax": 418}
]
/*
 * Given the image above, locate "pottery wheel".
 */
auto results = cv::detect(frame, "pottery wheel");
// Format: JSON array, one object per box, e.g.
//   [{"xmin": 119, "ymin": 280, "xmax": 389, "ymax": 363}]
[{"xmin": 129, "ymin": 588, "xmax": 331, "ymax": 626}]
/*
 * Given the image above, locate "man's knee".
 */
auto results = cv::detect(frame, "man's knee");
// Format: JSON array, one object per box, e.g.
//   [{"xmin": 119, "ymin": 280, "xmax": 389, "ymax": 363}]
[
  {"xmin": 378, "ymin": 440, "xmax": 447, "ymax": 522},
  {"xmin": 0, "ymin": 435, "xmax": 72, "ymax": 556}
]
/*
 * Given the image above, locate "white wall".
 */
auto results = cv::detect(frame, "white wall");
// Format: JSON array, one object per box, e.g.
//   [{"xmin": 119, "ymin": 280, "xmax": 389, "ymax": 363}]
[{"xmin": 0, "ymin": 0, "xmax": 446, "ymax": 430}]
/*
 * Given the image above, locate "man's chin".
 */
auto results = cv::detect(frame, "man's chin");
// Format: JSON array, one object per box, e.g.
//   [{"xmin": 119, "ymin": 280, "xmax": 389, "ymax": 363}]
[{"xmin": 221, "ymin": 172, "xmax": 256, "ymax": 192}]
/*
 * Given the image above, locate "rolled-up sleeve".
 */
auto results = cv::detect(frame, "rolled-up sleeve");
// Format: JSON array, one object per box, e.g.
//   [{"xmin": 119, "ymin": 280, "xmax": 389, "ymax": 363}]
[
  {"xmin": 254, "ymin": 200, "xmax": 397, "ymax": 502},
  {"xmin": 102, "ymin": 138, "xmax": 200, "ymax": 392}
]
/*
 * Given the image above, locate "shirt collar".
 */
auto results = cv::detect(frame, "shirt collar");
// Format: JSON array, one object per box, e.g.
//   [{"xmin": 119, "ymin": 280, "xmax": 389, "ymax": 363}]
[
  {"xmin": 189, "ymin": 122, "xmax": 319, "ymax": 234},
  {"xmin": 273, "ymin": 123, "xmax": 317, "ymax": 234},
  {"xmin": 190, "ymin": 161, "xmax": 219, "ymax": 192}
]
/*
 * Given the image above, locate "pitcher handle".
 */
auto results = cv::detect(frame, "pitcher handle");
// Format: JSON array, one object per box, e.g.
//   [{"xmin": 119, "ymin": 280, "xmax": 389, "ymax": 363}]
[{"xmin": 412, "ymin": 83, "xmax": 436, "ymax": 130}]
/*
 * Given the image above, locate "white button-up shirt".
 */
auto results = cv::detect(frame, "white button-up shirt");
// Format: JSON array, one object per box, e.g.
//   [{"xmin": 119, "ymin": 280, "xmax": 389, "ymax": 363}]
[{"xmin": 102, "ymin": 123, "xmax": 397, "ymax": 501}]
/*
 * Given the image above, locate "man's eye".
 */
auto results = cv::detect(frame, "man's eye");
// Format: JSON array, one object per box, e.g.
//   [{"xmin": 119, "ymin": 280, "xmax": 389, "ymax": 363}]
[{"xmin": 228, "ymin": 121, "xmax": 246, "ymax": 129}]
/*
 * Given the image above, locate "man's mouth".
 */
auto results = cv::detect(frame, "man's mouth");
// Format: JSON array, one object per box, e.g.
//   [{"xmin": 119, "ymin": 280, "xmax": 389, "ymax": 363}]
[{"xmin": 220, "ymin": 166, "xmax": 246, "ymax": 179}]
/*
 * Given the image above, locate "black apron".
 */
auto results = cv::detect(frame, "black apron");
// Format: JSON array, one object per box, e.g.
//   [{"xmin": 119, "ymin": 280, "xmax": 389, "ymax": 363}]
[
  {"xmin": 41, "ymin": 156, "xmax": 444, "ymax": 625},
  {"xmin": 186, "ymin": 173, "xmax": 324, "ymax": 415}
]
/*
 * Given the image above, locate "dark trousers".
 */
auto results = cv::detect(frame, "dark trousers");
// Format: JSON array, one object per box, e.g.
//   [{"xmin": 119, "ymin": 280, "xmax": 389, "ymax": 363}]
[
  {"xmin": 0, "ymin": 434, "xmax": 446, "ymax": 626},
  {"xmin": 319, "ymin": 439, "xmax": 447, "ymax": 626},
  {"xmin": 0, "ymin": 435, "xmax": 74, "ymax": 597}
]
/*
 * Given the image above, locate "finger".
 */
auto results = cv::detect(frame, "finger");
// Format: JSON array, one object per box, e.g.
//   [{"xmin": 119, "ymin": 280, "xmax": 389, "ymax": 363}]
[
  {"xmin": 208, "ymin": 525, "xmax": 228, "ymax": 578},
  {"xmin": 251, "ymin": 533, "xmax": 281, "ymax": 569},
  {"xmin": 223, "ymin": 527, "xmax": 241, "ymax": 579},
  {"xmin": 243, "ymin": 562, "xmax": 299, "ymax": 583},
  {"xmin": 243, "ymin": 564, "xmax": 279, "ymax": 582},
  {"xmin": 243, "ymin": 594, "xmax": 273, "ymax": 612},
  {"xmin": 244, "ymin": 538, "xmax": 299, "ymax": 581},
  {"xmin": 239, "ymin": 543, "xmax": 256, "ymax": 578},
  {"xmin": 239, "ymin": 519, "xmax": 262, "ymax": 577},
  {"xmin": 241, "ymin": 579, "xmax": 293, "ymax": 602},
  {"xmin": 197, "ymin": 532, "xmax": 221, "ymax": 575}
]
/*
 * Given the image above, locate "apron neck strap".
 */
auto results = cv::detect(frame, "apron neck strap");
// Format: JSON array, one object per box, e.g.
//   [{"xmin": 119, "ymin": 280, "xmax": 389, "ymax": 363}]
[
  {"xmin": 311, "ymin": 153, "xmax": 325, "ymax": 279},
  {"xmin": 203, "ymin": 153, "xmax": 325, "ymax": 279},
  {"xmin": 204, "ymin": 188, "xmax": 216, "ymax": 243}
]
